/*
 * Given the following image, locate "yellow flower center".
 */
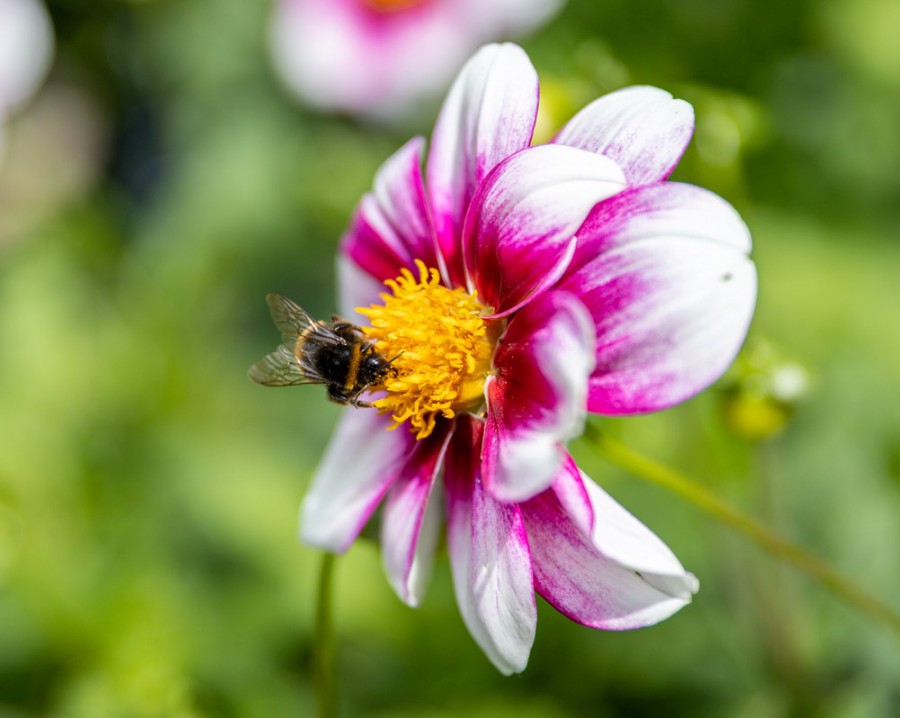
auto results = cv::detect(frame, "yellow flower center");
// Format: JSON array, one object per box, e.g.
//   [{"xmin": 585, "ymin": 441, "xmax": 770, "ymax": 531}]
[
  {"xmin": 363, "ymin": 0, "xmax": 426, "ymax": 13},
  {"xmin": 357, "ymin": 260, "xmax": 496, "ymax": 440}
]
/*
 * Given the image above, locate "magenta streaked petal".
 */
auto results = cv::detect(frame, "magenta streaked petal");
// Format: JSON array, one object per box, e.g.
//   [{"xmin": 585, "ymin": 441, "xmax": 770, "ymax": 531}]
[
  {"xmin": 567, "ymin": 181, "xmax": 751, "ymax": 265},
  {"xmin": 426, "ymin": 43, "xmax": 539, "ymax": 285},
  {"xmin": 548, "ymin": 454, "xmax": 594, "ymax": 537},
  {"xmin": 343, "ymin": 196, "xmax": 405, "ymax": 281},
  {"xmin": 554, "ymin": 86, "xmax": 694, "ymax": 185},
  {"xmin": 300, "ymin": 409, "xmax": 414, "ymax": 553},
  {"xmin": 581, "ymin": 478, "xmax": 696, "ymax": 582},
  {"xmin": 483, "ymin": 291, "xmax": 596, "ymax": 502},
  {"xmin": 522, "ymin": 462, "xmax": 698, "ymax": 630},
  {"xmin": 463, "ymin": 145, "xmax": 626, "ymax": 316},
  {"xmin": 559, "ymin": 182, "xmax": 756, "ymax": 414},
  {"xmin": 445, "ymin": 416, "xmax": 537, "ymax": 675},
  {"xmin": 341, "ymin": 136, "xmax": 437, "ymax": 285},
  {"xmin": 371, "ymin": 136, "xmax": 438, "ymax": 267},
  {"xmin": 380, "ymin": 423, "xmax": 452, "ymax": 607}
]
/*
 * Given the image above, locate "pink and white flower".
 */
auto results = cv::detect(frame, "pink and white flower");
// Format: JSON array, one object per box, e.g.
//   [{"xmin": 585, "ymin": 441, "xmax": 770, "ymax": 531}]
[
  {"xmin": 269, "ymin": 0, "xmax": 561, "ymax": 117},
  {"xmin": 299, "ymin": 43, "xmax": 756, "ymax": 673},
  {"xmin": 0, "ymin": 0, "xmax": 53, "ymax": 157}
]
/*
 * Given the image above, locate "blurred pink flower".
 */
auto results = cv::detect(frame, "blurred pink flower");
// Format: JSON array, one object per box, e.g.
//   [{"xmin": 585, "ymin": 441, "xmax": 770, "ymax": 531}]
[
  {"xmin": 269, "ymin": 0, "xmax": 562, "ymax": 116},
  {"xmin": 0, "ymin": 0, "xmax": 53, "ymax": 156},
  {"xmin": 299, "ymin": 44, "xmax": 757, "ymax": 673}
]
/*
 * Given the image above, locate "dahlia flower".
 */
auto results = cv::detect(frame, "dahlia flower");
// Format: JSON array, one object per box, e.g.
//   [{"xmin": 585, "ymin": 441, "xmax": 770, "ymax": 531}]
[
  {"xmin": 297, "ymin": 44, "xmax": 757, "ymax": 673},
  {"xmin": 0, "ymin": 0, "xmax": 53, "ymax": 157},
  {"xmin": 269, "ymin": 0, "xmax": 561, "ymax": 116}
]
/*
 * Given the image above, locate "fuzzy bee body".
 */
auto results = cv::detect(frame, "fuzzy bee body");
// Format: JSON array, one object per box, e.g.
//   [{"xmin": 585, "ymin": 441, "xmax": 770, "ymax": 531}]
[{"xmin": 249, "ymin": 294, "xmax": 394, "ymax": 407}]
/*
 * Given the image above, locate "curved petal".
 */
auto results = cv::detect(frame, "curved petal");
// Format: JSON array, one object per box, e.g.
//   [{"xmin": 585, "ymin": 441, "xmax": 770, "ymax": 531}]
[
  {"xmin": 463, "ymin": 145, "xmax": 626, "ymax": 316},
  {"xmin": 546, "ymin": 454, "xmax": 593, "ymax": 537},
  {"xmin": 522, "ymin": 459, "xmax": 698, "ymax": 630},
  {"xmin": 554, "ymin": 86, "xmax": 694, "ymax": 186},
  {"xmin": 445, "ymin": 416, "xmax": 536, "ymax": 675},
  {"xmin": 380, "ymin": 422, "xmax": 452, "ymax": 607},
  {"xmin": 300, "ymin": 409, "xmax": 414, "ymax": 552},
  {"xmin": 341, "ymin": 136, "xmax": 438, "ymax": 285},
  {"xmin": 426, "ymin": 43, "xmax": 539, "ymax": 285},
  {"xmin": 483, "ymin": 291, "xmax": 596, "ymax": 502},
  {"xmin": 371, "ymin": 136, "xmax": 438, "ymax": 268},
  {"xmin": 558, "ymin": 182, "xmax": 756, "ymax": 414},
  {"xmin": 567, "ymin": 181, "xmax": 752, "ymax": 262}
]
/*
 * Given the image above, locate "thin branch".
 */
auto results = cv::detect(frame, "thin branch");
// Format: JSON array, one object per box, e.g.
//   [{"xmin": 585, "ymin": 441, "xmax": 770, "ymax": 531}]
[{"xmin": 586, "ymin": 425, "xmax": 900, "ymax": 637}]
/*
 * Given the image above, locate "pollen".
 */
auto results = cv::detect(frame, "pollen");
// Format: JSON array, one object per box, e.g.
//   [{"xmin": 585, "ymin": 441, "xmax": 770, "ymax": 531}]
[{"xmin": 357, "ymin": 260, "xmax": 495, "ymax": 440}]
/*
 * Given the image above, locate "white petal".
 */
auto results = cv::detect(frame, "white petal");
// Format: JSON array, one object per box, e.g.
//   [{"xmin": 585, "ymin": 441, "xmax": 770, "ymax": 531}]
[
  {"xmin": 568, "ymin": 180, "xmax": 751, "ymax": 257},
  {"xmin": 463, "ymin": 144, "xmax": 626, "ymax": 316},
  {"xmin": 483, "ymin": 291, "xmax": 596, "ymax": 502},
  {"xmin": 523, "ymin": 466, "xmax": 698, "ymax": 630},
  {"xmin": 426, "ymin": 43, "xmax": 539, "ymax": 284},
  {"xmin": 554, "ymin": 86, "xmax": 694, "ymax": 185},
  {"xmin": 300, "ymin": 409, "xmax": 413, "ymax": 552},
  {"xmin": 587, "ymin": 240, "xmax": 756, "ymax": 414},
  {"xmin": 380, "ymin": 427, "xmax": 450, "ymax": 607},
  {"xmin": 559, "ymin": 182, "xmax": 756, "ymax": 414},
  {"xmin": 445, "ymin": 417, "xmax": 537, "ymax": 674},
  {"xmin": 582, "ymin": 479, "xmax": 696, "ymax": 582}
]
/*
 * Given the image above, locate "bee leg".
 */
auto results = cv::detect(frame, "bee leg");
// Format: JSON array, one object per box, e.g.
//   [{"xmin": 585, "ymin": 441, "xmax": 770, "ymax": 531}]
[
  {"xmin": 384, "ymin": 351, "xmax": 403, "ymax": 374},
  {"xmin": 326, "ymin": 387, "xmax": 353, "ymax": 406}
]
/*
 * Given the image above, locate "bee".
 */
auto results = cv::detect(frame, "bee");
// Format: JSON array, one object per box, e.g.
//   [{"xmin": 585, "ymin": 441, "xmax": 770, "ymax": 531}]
[{"xmin": 249, "ymin": 294, "xmax": 395, "ymax": 407}]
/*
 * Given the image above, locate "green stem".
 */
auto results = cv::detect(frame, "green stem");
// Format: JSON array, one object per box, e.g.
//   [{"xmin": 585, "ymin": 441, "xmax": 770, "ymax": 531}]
[
  {"xmin": 313, "ymin": 552, "xmax": 337, "ymax": 718},
  {"xmin": 586, "ymin": 426, "xmax": 900, "ymax": 637}
]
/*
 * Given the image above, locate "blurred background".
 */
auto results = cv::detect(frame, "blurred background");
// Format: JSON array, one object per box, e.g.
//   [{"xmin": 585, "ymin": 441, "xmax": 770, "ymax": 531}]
[{"xmin": 1, "ymin": 0, "xmax": 899, "ymax": 716}]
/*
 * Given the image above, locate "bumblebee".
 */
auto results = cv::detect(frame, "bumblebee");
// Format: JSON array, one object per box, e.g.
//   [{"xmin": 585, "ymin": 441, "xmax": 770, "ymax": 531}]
[{"xmin": 249, "ymin": 294, "xmax": 395, "ymax": 407}]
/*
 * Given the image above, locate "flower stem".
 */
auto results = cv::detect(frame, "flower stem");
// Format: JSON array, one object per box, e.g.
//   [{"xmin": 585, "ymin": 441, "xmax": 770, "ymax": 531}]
[
  {"xmin": 313, "ymin": 552, "xmax": 337, "ymax": 718},
  {"xmin": 586, "ymin": 426, "xmax": 900, "ymax": 637}
]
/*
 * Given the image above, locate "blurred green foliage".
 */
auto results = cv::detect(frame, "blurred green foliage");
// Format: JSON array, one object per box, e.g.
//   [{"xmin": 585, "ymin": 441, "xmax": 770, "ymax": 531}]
[{"xmin": 1, "ymin": 0, "xmax": 899, "ymax": 716}]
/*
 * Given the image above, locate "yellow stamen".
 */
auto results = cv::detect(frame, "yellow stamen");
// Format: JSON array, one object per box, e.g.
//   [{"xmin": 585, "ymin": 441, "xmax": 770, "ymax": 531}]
[{"xmin": 357, "ymin": 260, "xmax": 496, "ymax": 440}]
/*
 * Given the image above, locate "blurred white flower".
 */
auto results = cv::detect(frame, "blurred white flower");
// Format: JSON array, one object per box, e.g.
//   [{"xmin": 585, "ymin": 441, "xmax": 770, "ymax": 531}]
[
  {"xmin": 269, "ymin": 0, "xmax": 562, "ymax": 118},
  {"xmin": 0, "ymin": 0, "xmax": 54, "ymax": 159}
]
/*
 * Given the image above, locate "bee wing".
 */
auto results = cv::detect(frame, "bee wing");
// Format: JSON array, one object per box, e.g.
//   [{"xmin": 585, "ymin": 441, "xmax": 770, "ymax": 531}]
[
  {"xmin": 248, "ymin": 345, "xmax": 326, "ymax": 387},
  {"xmin": 266, "ymin": 294, "xmax": 345, "ymax": 348}
]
